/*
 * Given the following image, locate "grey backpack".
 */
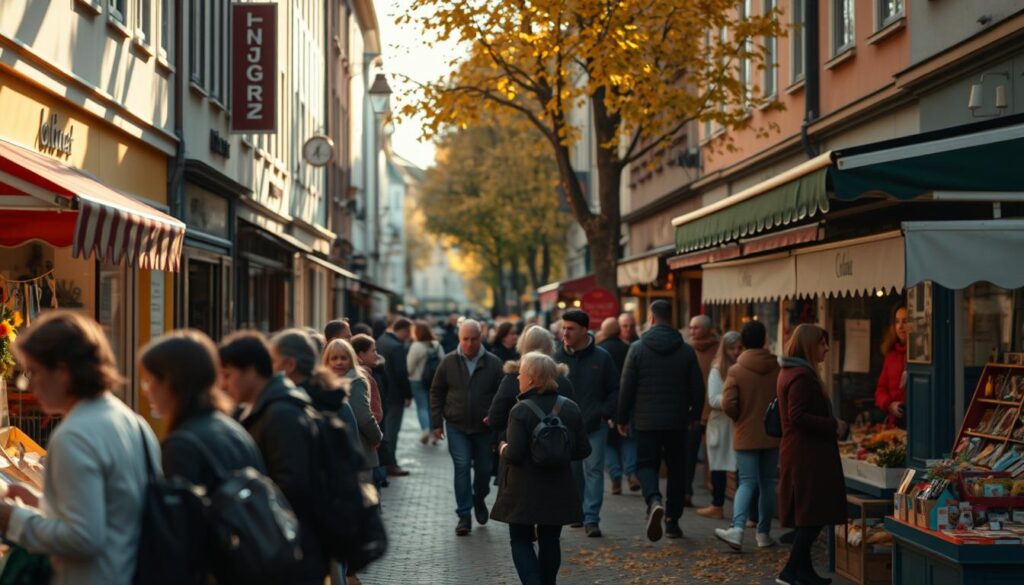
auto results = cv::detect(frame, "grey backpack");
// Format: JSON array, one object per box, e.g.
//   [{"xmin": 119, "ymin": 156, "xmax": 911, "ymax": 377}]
[{"xmin": 520, "ymin": 396, "xmax": 573, "ymax": 468}]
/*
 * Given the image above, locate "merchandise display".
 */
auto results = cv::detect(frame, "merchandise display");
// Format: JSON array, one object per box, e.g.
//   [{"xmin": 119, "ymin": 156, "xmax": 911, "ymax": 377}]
[{"xmin": 952, "ymin": 364, "xmax": 1024, "ymax": 474}]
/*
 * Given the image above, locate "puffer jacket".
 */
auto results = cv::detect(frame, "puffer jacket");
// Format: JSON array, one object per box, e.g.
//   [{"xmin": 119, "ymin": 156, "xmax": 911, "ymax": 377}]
[
  {"xmin": 429, "ymin": 349, "xmax": 504, "ymax": 434},
  {"xmin": 553, "ymin": 335, "xmax": 620, "ymax": 433},
  {"xmin": 722, "ymin": 348, "xmax": 781, "ymax": 450},
  {"xmin": 618, "ymin": 324, "xmax": 705, "ymax": 431}
]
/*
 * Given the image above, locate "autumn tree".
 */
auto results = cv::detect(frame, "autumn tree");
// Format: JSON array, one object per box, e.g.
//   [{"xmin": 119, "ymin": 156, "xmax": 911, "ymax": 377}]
[
  {"xmin": 418, "ymin": 114, "xmax": 568, "ymax": 313},
  {"xmin": 402, "ymin": 0, "xmax": 783, "ymax": 293}
]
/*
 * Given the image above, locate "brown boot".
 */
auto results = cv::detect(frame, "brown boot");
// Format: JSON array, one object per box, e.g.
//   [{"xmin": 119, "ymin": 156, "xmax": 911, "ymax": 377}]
[
  {"xmin": 696, "ymin": 505, "xmax": 724, "ymax": 519},
  {"xmin": 611, "ymin": 477, "xmax": 622, "ymax": 495},
  {"xmin": 627, "ymin": 474, "xmax": 641, "ymax": 492}
]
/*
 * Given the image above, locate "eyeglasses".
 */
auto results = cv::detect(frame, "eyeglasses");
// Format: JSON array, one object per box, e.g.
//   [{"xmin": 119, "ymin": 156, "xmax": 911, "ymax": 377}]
[{"xmin": 15, "ymin": 369, "xmax": 33, "ymax": 391}]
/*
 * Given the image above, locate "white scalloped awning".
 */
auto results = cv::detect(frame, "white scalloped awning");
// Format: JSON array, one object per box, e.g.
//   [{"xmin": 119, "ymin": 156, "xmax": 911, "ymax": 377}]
[
  {"xmin": 903, "ymin": 219, "xmax": 1024, "ymax": 290},
  {"xmin": 701, "ymin": 253, "xmax": 795, "ymax": 304},
  {"xmin": 794, "ymin": 233, "xmax": 904, "ymax": 299}
]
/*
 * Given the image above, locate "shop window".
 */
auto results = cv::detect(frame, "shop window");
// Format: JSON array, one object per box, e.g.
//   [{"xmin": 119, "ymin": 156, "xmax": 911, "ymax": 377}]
[
  {"xmin": 98, "ymin": 261, "xmax": 133, "ymax": 405},
  {"xmin": 184, "ymin": 185, "xmax": 230, "ymax": 239},
  {"xmin": 963, "ymin": 283, "xmax": 1019, "ymax": 368}
]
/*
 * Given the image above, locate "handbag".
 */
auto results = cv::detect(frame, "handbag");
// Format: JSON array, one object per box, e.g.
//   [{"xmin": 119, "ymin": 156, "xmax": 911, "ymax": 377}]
[{"xmin": 764, "ymin": 397, "xmax": 783, "ymax": 438}]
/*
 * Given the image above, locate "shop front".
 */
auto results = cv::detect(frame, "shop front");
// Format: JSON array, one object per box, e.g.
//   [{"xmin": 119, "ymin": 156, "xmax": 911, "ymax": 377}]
[
  {"xmin": 0, "ymin": 88, "xmax": 183, "ymax": 443},
  {"xmin": 538, "ymin": 273, "xmax": 620, "ymax": 329},
  {"xmin": 616, "ymin": 245, "xmax": 687, "ymax": 327}
]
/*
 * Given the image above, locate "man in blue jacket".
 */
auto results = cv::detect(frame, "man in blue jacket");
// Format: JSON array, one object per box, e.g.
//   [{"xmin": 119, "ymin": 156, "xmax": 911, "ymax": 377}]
[{"xmin": 554, "ymin": 309, "xmax": 619, "ymax": 538}]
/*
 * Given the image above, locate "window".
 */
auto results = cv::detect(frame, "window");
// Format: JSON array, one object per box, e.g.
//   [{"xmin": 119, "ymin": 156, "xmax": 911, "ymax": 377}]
[
  {"xmin": 763, "ymin": 0, "xmax": 777, "ymax": 98},
  {"xmin": 135, "ymin": 0, "xmax": 151, "ymax": 44},
  {"xmin": 159, "ymin": 0, "xmax": 173, "ymax": 61},
  {"xmin": 791, "ymin": 0, "xmax": 805, "ymax": 82},
  {"xmin": 189, "ymin": 0, "xmax": 206, "ymax": 85},
  {"xmin": 210, "ymin": 0, "xmax": 221, "ymax": 99},
  {"xmin": 832, "ymin": 0, "xmax": 855, "ymax": 55},
  {"xmin": 108, "ymin": 0, "xmax": 126, "ymax": 23},
  {"xmin": 877, "ymin": 0, "xmax": 904, "ymax": 29},
  {"xmin": 738, "ymin": 0, "xmax": 751, "ymax": 107}
]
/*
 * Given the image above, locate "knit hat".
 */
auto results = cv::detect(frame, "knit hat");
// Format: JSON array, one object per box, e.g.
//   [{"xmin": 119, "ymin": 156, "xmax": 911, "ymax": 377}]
[{"xmin": 561, "ymin": 309, "xmax": 590, "ymax": 329}]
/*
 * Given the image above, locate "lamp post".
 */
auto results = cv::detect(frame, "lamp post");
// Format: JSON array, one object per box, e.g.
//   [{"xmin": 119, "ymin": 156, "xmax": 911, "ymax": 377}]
[{"xmin": 367, "ymin": 72, "xmax": 392, "ymax": 293}]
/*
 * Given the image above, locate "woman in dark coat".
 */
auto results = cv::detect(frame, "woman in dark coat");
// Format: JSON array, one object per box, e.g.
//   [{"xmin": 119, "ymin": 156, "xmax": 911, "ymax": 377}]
[
  {"xmin": 491, "ymin": 352, "xmax": 591, "ymax": 585},
  {"xmin": 777, "ymin": 324, "xmax": 848, "ymax": 585},
  {"xmin": 139, "ymin": 330, "xmax": 267, "ymax": 585}
]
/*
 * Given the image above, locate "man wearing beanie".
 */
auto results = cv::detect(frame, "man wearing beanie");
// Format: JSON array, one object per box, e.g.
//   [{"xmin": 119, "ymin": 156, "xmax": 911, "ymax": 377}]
[{"xmin": 553, "ymin": 309, "xmax": 620, "ymax": 537}]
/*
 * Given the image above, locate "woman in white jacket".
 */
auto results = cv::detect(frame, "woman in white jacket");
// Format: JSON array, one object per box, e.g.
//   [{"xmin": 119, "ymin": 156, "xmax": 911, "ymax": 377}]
[{"xmin": 697, "ymin": 331, "xmax": 742, "ymax": 520}]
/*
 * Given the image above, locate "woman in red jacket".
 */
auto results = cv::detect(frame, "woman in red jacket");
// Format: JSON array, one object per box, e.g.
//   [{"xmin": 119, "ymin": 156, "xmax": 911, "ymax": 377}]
[{"xmin": 875, "ymin": 304, "xmax": 909, "ymax": 428}]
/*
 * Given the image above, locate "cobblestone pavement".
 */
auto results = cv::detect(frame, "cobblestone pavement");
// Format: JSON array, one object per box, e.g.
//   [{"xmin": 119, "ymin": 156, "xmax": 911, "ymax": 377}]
[{"xmin": 360, "ymin": 408, "xmax": 852, "ymax": 585}]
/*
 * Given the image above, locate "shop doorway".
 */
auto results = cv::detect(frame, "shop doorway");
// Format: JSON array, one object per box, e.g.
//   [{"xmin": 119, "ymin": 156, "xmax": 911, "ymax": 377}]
[{"xmin": 184, "ymin": 250, "xmax": 233, "ymax": 340}]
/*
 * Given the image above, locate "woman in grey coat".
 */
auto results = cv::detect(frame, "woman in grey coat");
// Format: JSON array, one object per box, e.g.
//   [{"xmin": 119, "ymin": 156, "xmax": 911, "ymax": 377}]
[
  {"xmin": 324, "ymin": 338, "xmax": 383, "ymax": 469},
  {"xmin": 491, "ymin": 352, "xmax": 591, "ymax": 585}
]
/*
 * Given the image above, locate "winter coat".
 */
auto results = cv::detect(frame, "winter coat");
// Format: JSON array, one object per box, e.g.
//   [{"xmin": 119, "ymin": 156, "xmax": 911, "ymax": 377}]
[
  {"xmin": 705, "ymin": 368, "xmax": 736, "ymax": 471},
  {"xmin": 598, "ymin": 337, "xmax": 630, "ymax": 377},
  {"xmin": 441, "ymin": 325, "xmax": 459, "ymax": 354},
  {"xmin": 487, "ymin": 361, "xmax": 576, "ymax": 439},
  {"xmin": 490, "ymin": 388, "xmax": 592, "ymax": 526},
  {"xmin": 238, "ymin": 374, "xmax": 327, "ymax": 582},
  {"xmin": 377, "ymin": 331, "xmax": 412, "ymax": 404},
  {"xmin": 344, "ymin": 369, "xmax": 383, "ymax": 469},
  {"xmin": 407, "ymin": 340, "xmax": 444, "ymax": 382},
  {"xmin": 430, "ymin": 349, "xmax": 504, "ymax": 435},
  {"xmin": 360, "ymin": 365, "xmax": 384, "ymax": 423},
  {"xmin": 723, "ymin": 348, "xmax": 781, "ymax": 451},
  {"xmin": 163, "ymin": 410, "xmax": 266, "ymax": 585},
  {"xmin": 777, "ymin": 359, "xmax": 847, "ymax": 528},
  {"xmin": 618, "ymin": 324, "xmax": 705, "ymax": 432},
  {"xmin": 692, "ymin": 335, "xmax": 719, "ymax": 425},
  {"xmin": 875, "ymin": 342, "xmax": 907, "ymax": 419},
  {"xmin": 491, "ymin": 343, "xmax": 520, "ymax": 365},
  {"xmin": 553, "ymin": 335, "xmax": 620, "ymax": 433}
]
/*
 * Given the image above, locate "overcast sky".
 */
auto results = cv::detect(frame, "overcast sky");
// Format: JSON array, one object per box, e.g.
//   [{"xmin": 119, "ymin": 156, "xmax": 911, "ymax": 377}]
[{"xmin": 374, "ymin": 0, "xmax": 465, "ymax": 170}]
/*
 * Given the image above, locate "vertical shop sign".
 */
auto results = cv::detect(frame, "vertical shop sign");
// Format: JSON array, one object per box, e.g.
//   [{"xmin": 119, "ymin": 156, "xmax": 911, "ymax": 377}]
[
  {"xmin": 231, "ymin": 3, "xmax": 277, "ymax": 132},
  {"xmin": 150, "ymin": 272, "xmax": 164, "ymax": 337}
]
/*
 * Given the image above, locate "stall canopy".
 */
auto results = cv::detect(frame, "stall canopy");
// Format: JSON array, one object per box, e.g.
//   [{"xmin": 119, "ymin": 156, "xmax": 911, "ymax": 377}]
[
  {"xmin": 794, "ymin": 232, "xmax": 904, "ymax": 299},
  {"xmin": 616, "ymin": 245, "xmax": 673, "ymax": 288},
  {"xmin": 304, "ymin": 253, "xmax": 359, "ymax": 280},
  {"xmin": 0, "ymin": 139, "xmax": 185, "ymax": 272},
  {"xmin": 537, "ymin": 274, "xmax": 596, "ymax": 310},
  {"xmin": 903, "ymin": 219, "xmax": 1024, "ymax": 290},
  {"xmin": 701, "ymin": 253, "xmax": 795, "ymax": 304}
]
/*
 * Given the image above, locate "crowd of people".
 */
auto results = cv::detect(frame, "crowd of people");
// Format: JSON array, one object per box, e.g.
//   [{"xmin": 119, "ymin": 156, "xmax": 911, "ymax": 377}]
[{"xmin": 0, "ymin": 301, "xmax": 866, "ymax": 585}]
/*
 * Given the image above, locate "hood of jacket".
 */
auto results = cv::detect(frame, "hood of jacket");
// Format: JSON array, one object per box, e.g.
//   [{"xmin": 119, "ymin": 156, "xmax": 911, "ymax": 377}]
[
  {"xmin": 737, "ymin": 348, "xmax": 779, "ymax": 375},
  {"xmin": 247, "ymin": 373, "xmax": 310, "ymax": 421},
  {"xmin": 779, "ymin": 356, "xmax": 815, "ymax": 371},
  {"xmin": 640, "ymin": 324, "xmax": 684, "ymax": 355},
  {"xmin": 689, "ymin": 334, "xmax": 719, "ymax": 354}
]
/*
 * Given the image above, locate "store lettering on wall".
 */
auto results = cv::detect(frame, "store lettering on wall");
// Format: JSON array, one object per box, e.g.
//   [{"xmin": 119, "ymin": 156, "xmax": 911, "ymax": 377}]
[
  {"xmin": 739, "ymin": 268, "xmax": 753, "ymax": 288},
  {"xmin": 38, "ymin": 111, "xmax": 74, "ymax": 156},
  {"xmin": 231, "ymin": 3, "xmax": 277, "ymax": 133},
  {"xmin": 835, "ymin": 251, "xmax": 853, "ymax": 278}
]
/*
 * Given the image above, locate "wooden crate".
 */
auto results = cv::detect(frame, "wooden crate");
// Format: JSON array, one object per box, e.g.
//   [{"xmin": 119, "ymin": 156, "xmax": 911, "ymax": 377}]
[{"xmin": 834, "ymin": 495, "xmax": 893, "ymax": 585}]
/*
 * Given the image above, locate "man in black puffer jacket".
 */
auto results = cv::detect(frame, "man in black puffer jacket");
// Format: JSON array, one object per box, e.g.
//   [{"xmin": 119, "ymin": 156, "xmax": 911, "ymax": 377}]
[
  {"xmin": 617, "ymin": 300, "xmax": 705, "ymax": 543},
  {"xmin": 553, "ymin": 310, "xmax": 619, "ymax": 538}
]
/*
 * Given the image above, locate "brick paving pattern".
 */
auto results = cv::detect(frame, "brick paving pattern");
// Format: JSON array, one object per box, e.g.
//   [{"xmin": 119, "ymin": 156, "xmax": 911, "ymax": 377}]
[{"xmin": 360, "ymin": 409, "xmax": 852, "ymax": 585}]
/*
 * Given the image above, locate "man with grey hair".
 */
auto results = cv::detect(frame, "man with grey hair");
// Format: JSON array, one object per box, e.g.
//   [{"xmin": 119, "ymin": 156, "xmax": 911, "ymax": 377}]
[
  {"xmin": 686, "ymin": 313, "xmax": 719, "ymax": 508},
  {"xmin": 430, "ymin": 319, "xmax": 505, "ymax": 536}
]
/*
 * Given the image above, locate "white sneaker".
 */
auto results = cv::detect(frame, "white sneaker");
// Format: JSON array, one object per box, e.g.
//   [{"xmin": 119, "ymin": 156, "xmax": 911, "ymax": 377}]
[
  {"xmin": 715, "ymin": 526, "xmax": 744, "ymax": 551},
  {"xmin": 756, "ymin": 532, "xmax": 777, "ymax": 548}
]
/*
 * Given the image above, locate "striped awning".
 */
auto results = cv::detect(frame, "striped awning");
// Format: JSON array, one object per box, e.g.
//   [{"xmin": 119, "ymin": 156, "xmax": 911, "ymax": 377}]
[{"xmin": 0, "ymin": 139, "xmax": 185, "ymax": 272}]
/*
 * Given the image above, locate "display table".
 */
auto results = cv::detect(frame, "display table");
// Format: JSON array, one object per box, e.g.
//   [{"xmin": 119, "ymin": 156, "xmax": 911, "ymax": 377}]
[{"xmin": 885, "ymin": 517, "xmax": 1024, "ymax": 585}]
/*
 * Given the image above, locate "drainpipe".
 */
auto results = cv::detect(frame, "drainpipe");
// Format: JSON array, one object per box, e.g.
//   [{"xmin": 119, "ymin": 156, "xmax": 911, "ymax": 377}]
[
  {"xmin": 800, "ymin": 0, "xmax": 821, "ymax": 158},
  {"xmin": 169, "ymin": 0, "xmax": 187, "ymax": 327}
]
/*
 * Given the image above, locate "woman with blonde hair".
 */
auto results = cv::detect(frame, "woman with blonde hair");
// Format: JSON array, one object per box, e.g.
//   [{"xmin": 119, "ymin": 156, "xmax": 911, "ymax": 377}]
[
  {"xmin": 776, "ymin": 324, "xmax": 847, "ymax": 585},
  {"xmin": 697, "ymin": 330, "xmax": 742, "ymax": 520},
  {"xmin": 323, "ymin": 338, "xmax": 383, "ymax": 470},
  {"xmin": 490, "ymin": 352, "xmax": 591, "ymax": 585}
]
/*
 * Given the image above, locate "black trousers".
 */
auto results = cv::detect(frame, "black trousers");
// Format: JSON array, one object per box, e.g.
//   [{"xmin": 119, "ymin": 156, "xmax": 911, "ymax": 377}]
[
  {"xmin": 783, "ymin": 525, "xmax": 824, "ymax": 577},
  {"xmin": 683, "ymin": 423, "xmax": 703, "ymax": 497},
  {"xmin": 635, "ymin": 428, "xmax": 687, "ymax": 520},
  {"xmin": 710, "ymin": 470, "xmax": 727, "ymax": 507},
  {"xmin": 509, "ymin": 524, "xmax": 563, "ymax": 585}
]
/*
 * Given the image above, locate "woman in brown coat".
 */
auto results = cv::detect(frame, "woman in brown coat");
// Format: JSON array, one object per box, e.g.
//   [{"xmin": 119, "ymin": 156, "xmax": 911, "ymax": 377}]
[{"xmin": 777, "ymin": 325, "xmax": 849, "ymax": 585}]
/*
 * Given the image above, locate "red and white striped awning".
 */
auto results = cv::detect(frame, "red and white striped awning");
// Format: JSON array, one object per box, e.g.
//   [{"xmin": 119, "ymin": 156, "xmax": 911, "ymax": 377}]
[{"xmin": 0, "ymin": 139, "xmax": 185, "ymax": 272}]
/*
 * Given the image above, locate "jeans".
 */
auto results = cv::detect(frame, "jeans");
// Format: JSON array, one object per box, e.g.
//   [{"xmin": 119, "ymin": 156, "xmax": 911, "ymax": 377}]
[
  {"xmin": 447, "ymin": 422, "xmax": 494, "ymax": 518},
  {"xmin": 605, "ymin": 425, "xmax": 637, "ymax": 480},
  {"xmin": 732, "ymin": 448, "xmax": 779, "ymax": 534},
  {"xmin": 636, "ymin": 428, "xmax": 687, "ymax": 520},
  {"xmin": 710, "ymin": 470, "xmax": 727, "ymax": 507},
  {"xmin": 410, "ymin": 380, "xmax": 431, "ymax": 432},
  {"xmin": 509, "ymin": 524, "xmax": 562, "ymax": 585},
  {"xmin": 573, "ymin": 426, "xmax": 607, "ymax": 525},
  {"xmin": 382, "ymin": 401, "xmax": 405, "ymax": 465},
  {"xmin": 683, "ymin": 424, "xmax": 704, "ymax": 497}
]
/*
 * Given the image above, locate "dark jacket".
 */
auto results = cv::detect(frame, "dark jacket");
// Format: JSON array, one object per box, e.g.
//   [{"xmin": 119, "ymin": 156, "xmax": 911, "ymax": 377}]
[
  {"xmin": 430, "ymin": 349, "xmax": 504, "ymax": 435},
  {"xmin": 598, "ymin": 337, "xmax": 630, "ymax": 376},
  {"xmin": 487, "ymin": 361, "xmax": 575, "ymax": 440},
  {"xmin": 617, "ymin": 324, "xmax": 705, "ymax": 431},
  {"xmin": 440, "ymin": 324, "xmax": 459, "ymax": 354},
  {"xmin": 553, "ymin": 336, "xmax": 619, "ymax": 433},
  {"xmin": 491, "ymin": 344, "xmax": 520, "ymax": 365},
  {"xmin": 238, "ymin": 374, "xmax": 326, "ymax": 582},
  {"xmin": 376, "ymin": 331, "xmax": 412, "ymax": 404},
  {"xmin": 777, "ymin": 358, "xmax": 847, "ymax": 528},
  {"xmin": 163, "ymin": 410, "xmax": 267, "ymax": 585},
  {"xmin": 489, "ymin": 388, "xmax": 591, "ymax": 526}
]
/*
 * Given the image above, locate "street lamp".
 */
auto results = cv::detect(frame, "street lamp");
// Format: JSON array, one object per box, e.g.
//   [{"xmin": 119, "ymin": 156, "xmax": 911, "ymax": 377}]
[{"xmin": 368, "ymin": 73, "xmax": 393, "ymax": 115}]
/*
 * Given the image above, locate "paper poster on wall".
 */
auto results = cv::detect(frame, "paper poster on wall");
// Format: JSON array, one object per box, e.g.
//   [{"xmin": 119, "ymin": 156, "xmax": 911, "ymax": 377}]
[
  {"xmin": 843, "ymin": 318, "xmax": 871, "ymax": 374},
  {"xmin": 150, "ymin": 272, "xmax": 164, "ymax": 337}
]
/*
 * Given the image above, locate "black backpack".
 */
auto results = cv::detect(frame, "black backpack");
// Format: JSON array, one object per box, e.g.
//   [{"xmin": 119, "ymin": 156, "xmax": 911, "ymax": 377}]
[
  {"xmin": 132, "ymin": 423, "xmax": 210, "ymax": 585},
  {"xmin": 520, "ymin": 396, "xmax": 573, "ymax": 468},
  {"xmin": 175, "ymin": 433, "xmax": 302, "ymax": 581},
  {"xmin": 422, "ymin": 343, "xmax": 442, "ymax": 388},
  {"xmin": 284, "ymin": 397, "xmax": 388, "ymax": 572}
]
